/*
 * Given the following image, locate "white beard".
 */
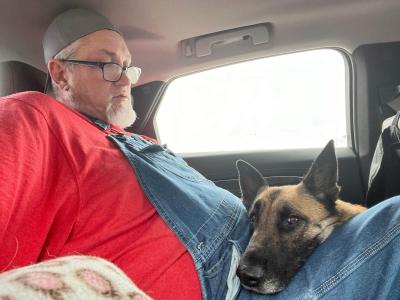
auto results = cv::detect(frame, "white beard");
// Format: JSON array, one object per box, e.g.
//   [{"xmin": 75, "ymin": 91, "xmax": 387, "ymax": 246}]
[
  {"xmin": 63, "ymin": 91, "xmax": 137, "ymax": 129},
  {"xmin": 107, "ymin": 96, "xmax": 137, "ymax": 128}
]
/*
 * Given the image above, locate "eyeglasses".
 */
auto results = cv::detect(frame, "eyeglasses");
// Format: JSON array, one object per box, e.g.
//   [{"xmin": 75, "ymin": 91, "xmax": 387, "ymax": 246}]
[{"xmin": 59, "ymin": 59, "xmax": 142, "ymax": 84}]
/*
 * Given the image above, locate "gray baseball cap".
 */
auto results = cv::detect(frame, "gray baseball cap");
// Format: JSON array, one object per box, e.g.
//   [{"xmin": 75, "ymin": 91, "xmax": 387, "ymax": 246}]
[{"xmin": 43, "ymin": 8, "xmax": 119, "ymax": 63}]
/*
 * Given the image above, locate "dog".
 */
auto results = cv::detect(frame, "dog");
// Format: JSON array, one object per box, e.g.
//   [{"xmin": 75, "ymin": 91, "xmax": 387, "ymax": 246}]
[{"xmin": 235, "ymin": 140, "xmax": 366, "ymax": 294}]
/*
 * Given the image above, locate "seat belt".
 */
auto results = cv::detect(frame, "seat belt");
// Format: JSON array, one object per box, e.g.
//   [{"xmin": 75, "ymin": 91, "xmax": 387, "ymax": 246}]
[{"xmin": 366, "ymin": 111, "xmax": 400, "ymax": 207}]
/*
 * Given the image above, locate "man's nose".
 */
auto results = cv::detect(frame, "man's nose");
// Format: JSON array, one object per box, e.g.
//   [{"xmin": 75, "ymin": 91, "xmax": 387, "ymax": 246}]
[{"xmin": 115, "ymin": 70, "xmax": 131, "ymax": 86}]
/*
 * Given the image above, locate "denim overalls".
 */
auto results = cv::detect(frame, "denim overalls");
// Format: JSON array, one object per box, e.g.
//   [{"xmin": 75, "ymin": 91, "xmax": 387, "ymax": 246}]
[
  {"xmin": 90, "ymin": 118, "xmax": 251, "ymax": 300},
  {"xmin": 87, "ymin": 118, "xmax": 400, "ymax": 300}
]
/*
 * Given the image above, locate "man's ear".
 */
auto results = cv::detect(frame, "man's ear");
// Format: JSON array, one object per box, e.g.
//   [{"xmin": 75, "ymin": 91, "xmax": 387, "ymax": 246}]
[
  {"xmin": 302, "ymin": 140, "xmax": 340, "ymax": 209},
  {"xmin": 236, "ymin": 160, "xmax": 267, "ymax": 210},
  {"xmin": 47, "ymin": 59, "xmax": 69, "ymax": 91}
]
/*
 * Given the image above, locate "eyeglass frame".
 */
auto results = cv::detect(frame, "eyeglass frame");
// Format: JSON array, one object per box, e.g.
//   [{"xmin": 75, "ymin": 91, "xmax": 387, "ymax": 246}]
[{"xmin": 58, "ymin": 59, "xmax": 142, "ymax": 84}]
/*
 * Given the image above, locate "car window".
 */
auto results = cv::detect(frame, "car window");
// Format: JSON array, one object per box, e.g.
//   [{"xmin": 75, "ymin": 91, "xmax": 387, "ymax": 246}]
[{"xmin": 155, "ymin": 49, "xmax": 348, "ymax": 154}]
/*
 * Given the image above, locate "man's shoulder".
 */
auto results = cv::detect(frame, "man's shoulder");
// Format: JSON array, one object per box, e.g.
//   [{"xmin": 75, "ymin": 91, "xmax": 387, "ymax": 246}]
[
  {"xmin": 1, "ymin": 91, "xmax": 81, "ymax": 120},
  {"xmin": 1, "ymin": 91, "xmax": 62, "ymax": 110},
  {"xmin": 0, "ymin": 91, "xmax": 90, "ymax": 134}
]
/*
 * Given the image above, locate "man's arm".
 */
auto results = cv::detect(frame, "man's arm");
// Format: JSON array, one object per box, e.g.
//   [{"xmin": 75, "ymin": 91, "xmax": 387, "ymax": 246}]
[{"xmin": 0, "ymin": 97, "xmax": 79, "ymax": 270}]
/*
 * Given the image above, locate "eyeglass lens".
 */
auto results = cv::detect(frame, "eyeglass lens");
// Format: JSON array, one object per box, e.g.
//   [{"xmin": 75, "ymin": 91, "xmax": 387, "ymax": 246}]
[{"xmin": 103, "ymin": 63, "xmax": 140, "ymax": 83}]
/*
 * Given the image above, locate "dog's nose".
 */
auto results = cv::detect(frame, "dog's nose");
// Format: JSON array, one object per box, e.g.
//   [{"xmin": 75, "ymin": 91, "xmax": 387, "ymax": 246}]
[{"xmin": 236, "ymin": 264, "xmax": 264, "ymax": 287}]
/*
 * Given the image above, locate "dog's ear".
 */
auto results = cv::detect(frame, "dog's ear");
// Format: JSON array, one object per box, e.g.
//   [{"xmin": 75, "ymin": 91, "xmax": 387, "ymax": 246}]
[
  {"xmin": 236, "ymin": 160, "xmax": 267, "ymax": 210},
  {"xmin": 302, "ymin": 140, "xmax": 340, "ymax": 210}
]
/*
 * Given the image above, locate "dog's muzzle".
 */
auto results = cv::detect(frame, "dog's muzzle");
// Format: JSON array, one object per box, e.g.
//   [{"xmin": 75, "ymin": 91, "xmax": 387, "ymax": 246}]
[{"xmin": 236, "ymin": 263, "xmax": 264, "ymax": 288}]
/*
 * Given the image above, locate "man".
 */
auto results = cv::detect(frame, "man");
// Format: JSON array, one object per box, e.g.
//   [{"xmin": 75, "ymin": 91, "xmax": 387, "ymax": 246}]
[{"xmin": 0, "ymin": 8, "xmax": 400, "ymax": 300}]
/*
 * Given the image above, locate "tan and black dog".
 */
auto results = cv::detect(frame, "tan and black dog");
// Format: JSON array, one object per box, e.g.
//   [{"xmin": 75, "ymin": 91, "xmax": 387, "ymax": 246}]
[{"xmin": 235, "ymin": 140, "xmax": 366, "ymax": 294}]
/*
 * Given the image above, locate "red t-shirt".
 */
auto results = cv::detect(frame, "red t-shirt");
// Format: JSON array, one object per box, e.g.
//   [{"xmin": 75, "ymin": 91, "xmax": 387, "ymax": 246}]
[{"xmin": 0, "ymin": 92, "xmax": 202, "ymax": 299}]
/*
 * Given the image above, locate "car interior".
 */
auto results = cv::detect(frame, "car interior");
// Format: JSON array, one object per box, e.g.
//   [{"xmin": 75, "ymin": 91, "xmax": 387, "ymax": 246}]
[{"xmin": 1, "ymin": 0, "xmax": 400, "ymax": 208}]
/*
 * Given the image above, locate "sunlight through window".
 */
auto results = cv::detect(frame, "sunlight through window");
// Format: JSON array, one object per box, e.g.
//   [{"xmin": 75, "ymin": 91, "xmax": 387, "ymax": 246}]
[{"xmin": 156, "ymin": 49, "xmax": 347, "ymax": 154}]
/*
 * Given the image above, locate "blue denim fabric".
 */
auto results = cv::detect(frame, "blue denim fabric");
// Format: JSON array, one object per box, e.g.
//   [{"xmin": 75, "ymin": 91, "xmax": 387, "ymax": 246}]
[
  {"xmin": 107, "ymin": 133, "xmax": 250, "ymax": 299},
  {"xmin": 236, "ymin": 196, "xmax": 400, "ymax": 299},
  {"xmin": 93, "ymin": 120, "xmax": 400, "ymax": 299}
]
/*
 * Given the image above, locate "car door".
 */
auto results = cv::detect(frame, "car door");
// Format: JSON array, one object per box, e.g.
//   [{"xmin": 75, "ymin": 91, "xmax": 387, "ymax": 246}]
[{"xmin": 129, "ymin": 47, "xmax": 367, "ymax": 206}]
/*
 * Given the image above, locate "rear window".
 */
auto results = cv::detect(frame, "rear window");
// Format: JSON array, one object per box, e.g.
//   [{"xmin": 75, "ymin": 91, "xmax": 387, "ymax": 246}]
[{"xmin": 155, "ymin": 49, "xmax": 348, "ymax": 154}]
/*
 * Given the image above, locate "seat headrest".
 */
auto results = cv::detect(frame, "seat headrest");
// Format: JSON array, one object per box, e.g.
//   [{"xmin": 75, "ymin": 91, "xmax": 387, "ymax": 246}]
[{"xmin": 0, "ymin": 61, "xmax": 46, "ymax": 97}]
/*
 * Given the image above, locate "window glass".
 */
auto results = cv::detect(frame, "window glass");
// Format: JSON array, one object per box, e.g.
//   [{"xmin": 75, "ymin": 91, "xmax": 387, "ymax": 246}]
[{"xmin": 155, "ymin": 49, "xmax": 348, "ymax": 154}]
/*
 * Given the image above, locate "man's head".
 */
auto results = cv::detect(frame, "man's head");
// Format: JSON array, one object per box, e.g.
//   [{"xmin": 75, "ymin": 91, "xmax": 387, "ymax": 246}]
[{"xmin": 43, "ymin": 9, "xmax": 140, "ymax": 128}]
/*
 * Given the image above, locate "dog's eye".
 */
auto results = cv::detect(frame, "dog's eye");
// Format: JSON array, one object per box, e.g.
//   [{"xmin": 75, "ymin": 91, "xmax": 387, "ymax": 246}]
[
  {"xmin": 287, "ymin": 216, "xmax": 300, "ymax": 225},
  {"xmin": 249, "ymin": 213, "xmax": 257, "ymax": 224}
]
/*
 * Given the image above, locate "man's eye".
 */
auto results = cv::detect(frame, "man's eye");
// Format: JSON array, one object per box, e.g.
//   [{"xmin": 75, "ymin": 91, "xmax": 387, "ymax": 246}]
[{"xmin": 287, "ymin": 215, "xmax": 300, "ymax": 225}]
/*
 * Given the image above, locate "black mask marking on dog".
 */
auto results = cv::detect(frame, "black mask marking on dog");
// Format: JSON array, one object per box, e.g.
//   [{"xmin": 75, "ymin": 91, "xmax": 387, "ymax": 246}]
[{"xmin": 235, "ymin": 140, "xmax": 366, "ymax": 294}]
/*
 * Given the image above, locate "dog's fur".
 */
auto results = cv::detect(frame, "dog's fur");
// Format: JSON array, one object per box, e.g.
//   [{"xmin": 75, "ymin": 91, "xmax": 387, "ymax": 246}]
[{"xmin": 235, "ymin": 140, "xmax": 366, "ymax": 294}]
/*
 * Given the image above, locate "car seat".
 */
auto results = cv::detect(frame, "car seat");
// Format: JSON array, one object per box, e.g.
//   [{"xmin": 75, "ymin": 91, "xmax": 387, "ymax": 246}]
[
  {"xmin": 0, "ymin": 61, "xmax": 46, "ymax": 96},
  {"xmin": 366, "ymin": 110, "xmax": 400, "ymax": 207}
]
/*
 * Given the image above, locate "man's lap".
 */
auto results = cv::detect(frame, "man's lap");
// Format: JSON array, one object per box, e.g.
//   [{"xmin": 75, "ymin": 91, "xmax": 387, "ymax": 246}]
[
  {"xmin": 237, "ymin": 195, "xmax": 400, "ymax": 299},
  {"xmin": 1, "ymin": 196, "xmax": 399, "ymax": 299}
]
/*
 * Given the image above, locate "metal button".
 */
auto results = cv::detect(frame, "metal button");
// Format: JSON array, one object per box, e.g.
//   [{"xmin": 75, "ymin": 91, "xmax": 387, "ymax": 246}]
[{"xmin": 197, "ymin": 241, "xmax": 204, "ymax": 250}]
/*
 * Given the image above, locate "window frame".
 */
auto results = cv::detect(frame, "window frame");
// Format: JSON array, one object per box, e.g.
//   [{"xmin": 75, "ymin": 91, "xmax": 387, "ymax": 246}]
[{"xmin": 153, "ymin": 47, "xmax": 354, "ymax": 156}]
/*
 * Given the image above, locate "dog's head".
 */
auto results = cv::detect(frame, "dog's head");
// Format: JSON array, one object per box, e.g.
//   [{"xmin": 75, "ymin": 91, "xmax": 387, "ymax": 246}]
[{"xmin": 236, "ymin": 140, "xmax": 340, "ymax": 294}]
